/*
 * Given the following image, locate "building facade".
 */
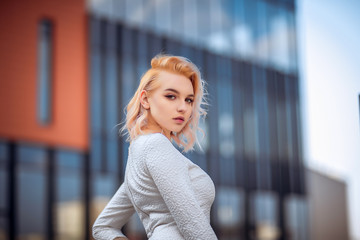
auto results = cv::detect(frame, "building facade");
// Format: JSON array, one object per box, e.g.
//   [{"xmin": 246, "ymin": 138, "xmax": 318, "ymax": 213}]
[
  {"xmin": 0, "ymin": 0, "xmax": 307, "ymax": 239},
  {"xmin": 306, "ymin": 169, "xmax": 349, "ymax": 240}
]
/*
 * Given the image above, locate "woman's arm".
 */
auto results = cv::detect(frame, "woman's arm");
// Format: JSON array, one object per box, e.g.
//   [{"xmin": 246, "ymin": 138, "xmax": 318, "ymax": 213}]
[
  {"xmin": 145, "ymin": 135, "xmax": 218, "ymax": 240},
  {"xmin": 92, "ymin": 183, "xmax": 135, "ymax": 240}
]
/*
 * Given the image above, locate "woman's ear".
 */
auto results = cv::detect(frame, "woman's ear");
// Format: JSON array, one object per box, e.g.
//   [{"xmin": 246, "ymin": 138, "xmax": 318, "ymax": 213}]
[{"xmin": 140, "ymin": 90, "xmax": 150, "ymax": 110}]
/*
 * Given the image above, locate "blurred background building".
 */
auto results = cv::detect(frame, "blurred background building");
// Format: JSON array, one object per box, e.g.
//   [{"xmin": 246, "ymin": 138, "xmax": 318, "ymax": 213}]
[
  {"xmin": 306, "ymin": 169, "xmax": 349, "ymax": 240},
  {"xmin": 0, "ymin": 0, "xmax": 356, "ymax": 239}
]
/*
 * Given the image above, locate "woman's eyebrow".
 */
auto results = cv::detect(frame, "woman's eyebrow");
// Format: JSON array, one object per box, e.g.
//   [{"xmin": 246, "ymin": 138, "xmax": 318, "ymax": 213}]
[{"xmin": 164, "ymin": 88, "xmax": 194, "ymax": 97}]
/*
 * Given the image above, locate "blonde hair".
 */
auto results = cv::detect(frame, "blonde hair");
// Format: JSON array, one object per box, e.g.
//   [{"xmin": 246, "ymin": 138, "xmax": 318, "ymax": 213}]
[{"xmin": 120, "ymin": 54, "xmax": 207, "ymax": 152}]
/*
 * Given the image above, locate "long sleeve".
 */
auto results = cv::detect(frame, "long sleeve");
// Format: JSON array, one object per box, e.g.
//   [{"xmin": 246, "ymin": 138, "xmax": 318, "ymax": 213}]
[
  {"xmin": 144, "ymin": 136, "xmax": 217, "ymax": 240},
  {"xmin": 92, "ymin": 183, "xmax": 135, "ymax": 240}
]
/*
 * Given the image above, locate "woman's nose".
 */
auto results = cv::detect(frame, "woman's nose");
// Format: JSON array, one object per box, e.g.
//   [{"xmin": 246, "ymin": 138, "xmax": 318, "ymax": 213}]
[{"xmin": 177, "ymin": 101, "xmax": 188, "ymax": 112}]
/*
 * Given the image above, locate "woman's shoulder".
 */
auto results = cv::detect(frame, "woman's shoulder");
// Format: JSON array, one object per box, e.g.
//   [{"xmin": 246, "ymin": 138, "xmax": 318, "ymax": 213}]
[{"xmin": 132, "ymin": 133, "xmax": 174, "ymax": 152}]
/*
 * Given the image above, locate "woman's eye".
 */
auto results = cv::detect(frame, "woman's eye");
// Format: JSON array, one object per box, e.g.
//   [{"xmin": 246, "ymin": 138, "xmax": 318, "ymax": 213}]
[
  {"xmin": 165, "ymin": 95, "xmax": 176, "ymax": 100},
  {"xmin": 186, "ymin": 98, "xmax": 194, "ymax": 104}
]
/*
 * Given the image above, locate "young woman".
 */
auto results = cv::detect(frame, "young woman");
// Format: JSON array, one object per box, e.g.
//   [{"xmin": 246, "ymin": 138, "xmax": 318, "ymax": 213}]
[{"xmin": 92, "ymin": 55, "xmax": 218, "ymax": 240}]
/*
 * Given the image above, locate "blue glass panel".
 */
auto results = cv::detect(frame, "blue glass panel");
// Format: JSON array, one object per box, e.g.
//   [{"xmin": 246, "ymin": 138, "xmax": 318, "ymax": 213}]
[
  {"xmin": 285, "ymin": 196, "xmax": 309, "ymax": 240},
  {"xmin": 90, "ymin": 136, "xmax": 102, "ymax": 171},
  {"xmin": 93, "ymin": 173, "xmax": 118, "ymax": 198},
  {"xmin": 214, "ymin": 187, "xmax": 245, "ymax": 238},
  {"xmin": 250, "ymin": 191, "xmax": 279, "ymax": 238},
  {"xmin": 56, "ymin": 150, "xmax": 82, "ymax": 170},
  {"xmin": 217, "ymin": 58, "xmax": 235, "ymax": 185},
  {"xmin": 104, "ymin": 23, "xmax": 119, "ymax": 173},
  {"xmin": 55, "ymin": 150, "xmax": 84, "ymax": 239},
  {"xmin": 253, "ymin": 67, "xmax": 272, "ymax": 190},
  {"xmin": 90, "ymin": 18, "xmax": 103, "ymax": 172},
  {"xmin": 17, "ymin": 147, "xmax": 46, "ymax": 239},
  {"xmin": 37, "ymin": 20, "xmax": 53, "ymax": 125}
]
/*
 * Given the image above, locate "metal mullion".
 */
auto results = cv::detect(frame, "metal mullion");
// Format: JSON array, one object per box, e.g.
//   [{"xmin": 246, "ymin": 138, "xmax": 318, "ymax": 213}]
[
  {"xmin": 46, "ymin": 148, "xmax": 55, "ymax": 240},
  {"xmin": 8, "ymin": 141, "xmax": 16, "ymax": 240}
]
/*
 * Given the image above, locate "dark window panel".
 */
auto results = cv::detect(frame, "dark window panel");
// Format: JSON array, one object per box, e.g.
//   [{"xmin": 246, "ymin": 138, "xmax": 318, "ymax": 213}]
[
  {"xmin": 17, "ymin": 146, "xmax": 47, "ymax": 239},
  {"xmin": 252, "ymin": 66, "xmax": 272, "ymax": 191},
  {"xmin": 89, "ymin": 17, "xmax": 105, "ymax": 172},
  {"xmin": 104, "ymin": 22, "xmax": 119, "ymax": 174},
  {"xmin": 205, "ymin": 53, "xmax": 220, "ymax": 184},
  {"xmin": 55, "ymin": 150, "xmax": 84, "ymax": 239},
  {"xmin": 37, "ymin": 19, "xmax": 53, "ymax": 125}
]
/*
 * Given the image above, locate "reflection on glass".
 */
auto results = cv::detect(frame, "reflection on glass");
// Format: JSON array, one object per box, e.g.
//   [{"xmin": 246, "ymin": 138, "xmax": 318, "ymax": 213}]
[
  {"xmin": 183, "ymin": 0, "xmax": 198, "ymax": 44},
  {"xmin": 90, "ymin": 18, "xmax": 103, "ymax": 172},
  {"xmin": 17, "ymin": 146, "xmax": 46, "ymax": 240},
  {"xmin": 251, "ymin": 191, "xmax": 280, "ymax": 240},
  {"xmin": 88, "ymin": 0, "xmax": 297, "ymax": 73},
  {"xmin": 105, "ymin": 23, "xmax": 120, "ymax": 173},
  {"xmin": 285, "ymin": 195, "xmax": 309, "ymax": 240},
  {"xmin": 37, "ymin": 19, "xmax": 53, "ymax": 125},
  {"xmin": 269, "ymin": 6, "xmax": 290, "ymax": 72},
  {"xmin": 197, "ymin": 118, "xmax": 209, "ymax": 153},
  {"xmin": 169, "ymin": 0, "xmax": 184, "ymax": 39},
  {"xmin": 91, "ymin": 173, "xmax": 119, "ymax": 233},
  {"xmin": 55, "ymin": 150, "xmax": 84, "ymax": 240},
  {"xmin": 215, "ymin": 187, "xmax": 244, "ymax": 238},
  {"xmin": 155, "ymin": 0, "xmax": 171, "ymax": 35}
]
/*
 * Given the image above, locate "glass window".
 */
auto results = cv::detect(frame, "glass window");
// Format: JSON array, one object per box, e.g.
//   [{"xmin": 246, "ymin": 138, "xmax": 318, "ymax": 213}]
[
  {"xmin": 206, "ymin": 0, "xmax": 232, "ymax": 55},
  {"xmin": 250, "ymin": 191, "xmax": 280, "ymax": 240},
  {"xmin": 242, "ymin": 64, "xmax": 257, "ymax": 161},
  {"xmin": 275, "ymin": 74, "xmax": 287, "ymax": 161},
  {"xmin": 55, "ymin": 150, "xmax": 84, "ymax": 240},
  {"xmin": 267, "ymin": 4, "xmax": 294, "ymax": 73},
  {"xmin": 136, "ymin": 31, "xmax": 149, "ymax": 81},
  {"xmin": 232, "ymin": 0, "xmax": 247, "ymax": 57},
  {"xmin": 196, "ymin": 0, "xmax": 212, "ymax": 49},
  {"xmin": 104, "ymin": 22, "xmax": 120, "ymax": 174},
  {"xmin": 241, "ymin": 0, "xmax": 258, "ymax": 60},
  {"xmin": 17, "ymin": 145, "xmax": 47, "ymax": 240},
  {"xmin": 125, "ymin": 0, "xmax": 147, "ymax": 28},
  {"xmin": 169, "ymin": 0, "xmax": 184, "ymax": 39},
  {"xmin": 205, "ymin": 53, "xmax": 220, "ymax": 183},
  {"xmin": 91, "ymin": 173, "xmax": 120, "ymax": 228},
  {"xmin": 90, "ymin": 18, "xmax": 104, "ymax": 172},
  {"xmin": 120, "ymin": 27, "xmax": 136, "ymax": 168},
  {"xmin": 183, "ymin": 0, "xmax": 198, "ymax": 44},
  {"xmin": 37, "ymin": 19, "xmax": 53, "ymax": 125},
  {"xmin": 147, "ymin": 33, "xmax": 164, "ymax": 59},
  {"xmin": 217, "ymin": 57, "xmax": 236, "ymax": 186},
  {"xmin": 252, "ymin": 66, "xmax": 272, "ymax": 190},
  {"xmin": 285, "ymin": 195, "xmax": 309, "ymax": 240},
  {"xmin": 154, "ymin": 0, "xmax": 171, "ymax": 36},
  {"xmin": 232, "ymin": 61, "xmax": 246, "ymax": 187},
  {"xmin": 215, "ymin": 187, "xmax": 245, "ymax": 239}
]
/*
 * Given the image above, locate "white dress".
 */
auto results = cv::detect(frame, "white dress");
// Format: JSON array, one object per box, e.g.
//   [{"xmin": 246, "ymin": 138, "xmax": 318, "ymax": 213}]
[{"xmin": 92, "ymin": 133, "xmax": 218, "ymax": 240}]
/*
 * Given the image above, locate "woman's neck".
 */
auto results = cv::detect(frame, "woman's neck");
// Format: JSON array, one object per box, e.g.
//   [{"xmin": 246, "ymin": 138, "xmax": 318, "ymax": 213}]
[{"xmin": 142, "ymin": 125, "xmax": 171, "ymax": 140}]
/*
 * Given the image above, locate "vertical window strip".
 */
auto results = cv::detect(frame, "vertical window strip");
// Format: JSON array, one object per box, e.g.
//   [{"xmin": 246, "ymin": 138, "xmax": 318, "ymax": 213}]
[{"xmin": 37, "ymin": 19, "xmax": 53, "ymax": 125}]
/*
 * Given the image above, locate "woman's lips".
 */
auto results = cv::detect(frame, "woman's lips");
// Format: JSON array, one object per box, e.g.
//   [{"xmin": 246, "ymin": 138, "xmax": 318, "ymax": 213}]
[{"xmin": 173, "ymin": 117, "xmax": 184, "ymax": 123}]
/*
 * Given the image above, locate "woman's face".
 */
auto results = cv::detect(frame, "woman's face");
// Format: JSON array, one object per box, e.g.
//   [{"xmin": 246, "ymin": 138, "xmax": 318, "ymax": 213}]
[{"xmin": 144, "ymin": 71, "xmax": 194, "ymax": 138}]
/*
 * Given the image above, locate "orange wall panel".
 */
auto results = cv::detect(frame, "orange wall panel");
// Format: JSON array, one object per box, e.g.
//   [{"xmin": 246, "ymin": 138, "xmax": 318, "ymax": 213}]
[{"xmin": 0, "ymin": 0, "xmax": 88, "ymax": 150}]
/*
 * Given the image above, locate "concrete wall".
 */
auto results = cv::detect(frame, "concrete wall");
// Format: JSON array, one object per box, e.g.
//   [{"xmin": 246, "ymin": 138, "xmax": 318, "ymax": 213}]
[{"xmin": 307, "ymin": 169, "xmax": 350, "ymax": 240}]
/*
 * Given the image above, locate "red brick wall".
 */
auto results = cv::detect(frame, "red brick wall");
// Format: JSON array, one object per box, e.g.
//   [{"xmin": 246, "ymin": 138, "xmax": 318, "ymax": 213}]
[{"xmin": 0, "ymin": 0, "xmax": 88, "ymax": 150}]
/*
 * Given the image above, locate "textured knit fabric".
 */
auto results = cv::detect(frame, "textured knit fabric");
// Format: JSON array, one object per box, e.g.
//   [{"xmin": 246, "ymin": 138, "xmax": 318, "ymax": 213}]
[{"xmin": 92, "ymin": 133, "xmax": 217, "ymax": 240}]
